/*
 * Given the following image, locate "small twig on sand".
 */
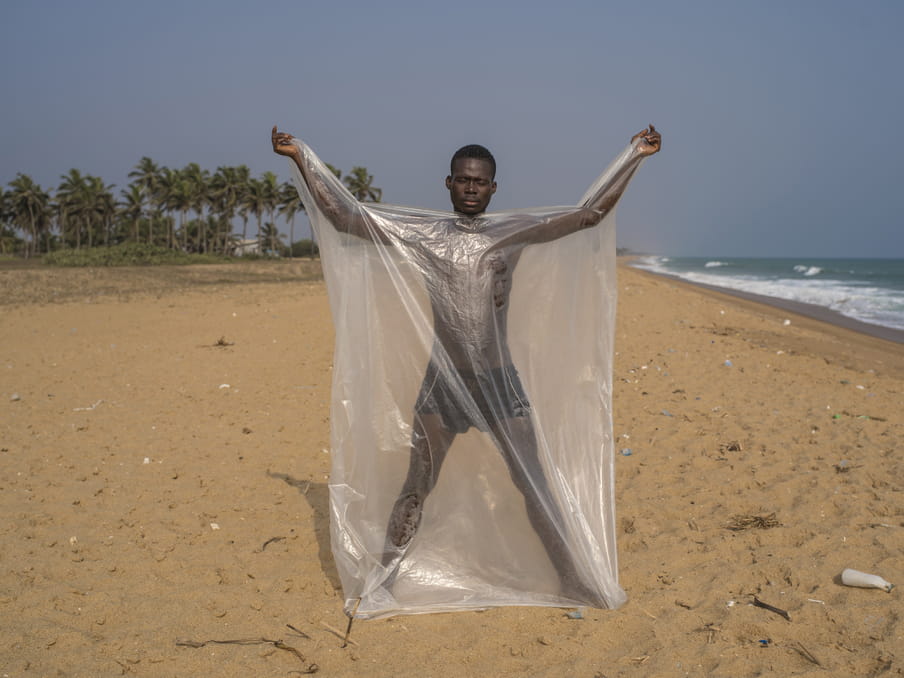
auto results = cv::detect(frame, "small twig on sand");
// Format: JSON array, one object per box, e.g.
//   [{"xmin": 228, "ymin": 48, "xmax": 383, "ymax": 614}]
[
  {"xmin": 287, "ymin": 624, "xmax": 311, "ymax": 639},
  {"xmin": 752, "ymin": 596, "xmax": 791, "ymax": 621},
  {"xmin": 258, "ymin": 536, "xmax": 286, "ymax": 552},
  {"xmin": 176, "ymin": 636, "xmax": 317, "ymax": 673},
  {"xmin": 791, "ymin": 642, "xmax": 822, "ymax": 667},
  {"xmin": 320, "ymin": 621, "xmax": 359, "ymax": 647}
]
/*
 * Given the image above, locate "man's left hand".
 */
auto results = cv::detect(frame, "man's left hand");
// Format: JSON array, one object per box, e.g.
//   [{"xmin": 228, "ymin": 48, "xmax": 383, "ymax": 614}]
[{"xmin": 632, "ymin": 124, "xmax": 661, "ymax": 156}]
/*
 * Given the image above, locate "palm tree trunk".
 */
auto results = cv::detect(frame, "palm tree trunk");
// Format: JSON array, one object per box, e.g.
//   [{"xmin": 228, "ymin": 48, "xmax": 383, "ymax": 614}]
[{"xmin": 26, "ymin": 204, "xmax": 35, "ymax": 259}]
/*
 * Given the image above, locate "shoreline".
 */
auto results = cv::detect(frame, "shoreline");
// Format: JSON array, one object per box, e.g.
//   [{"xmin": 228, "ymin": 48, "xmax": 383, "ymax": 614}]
[
  {"xmin": 623, "ymin": 259, "xmax": 904, "ymax": 345},
  {"xmin": 620, "ymin": 261, "xmax": 904, "ymax": 381}
]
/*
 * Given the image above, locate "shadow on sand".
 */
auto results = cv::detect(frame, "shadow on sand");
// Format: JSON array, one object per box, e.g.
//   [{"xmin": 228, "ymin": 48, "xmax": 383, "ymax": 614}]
[{"xmin": 266, "ymin": 471, "xmax": 342, "ymax": 592}]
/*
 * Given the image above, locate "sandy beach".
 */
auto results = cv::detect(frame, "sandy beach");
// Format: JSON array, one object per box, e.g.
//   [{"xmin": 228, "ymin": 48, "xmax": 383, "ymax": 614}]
[{"xmin": 2, "ymin": 260, "xmax": 901, "ymax": 677}]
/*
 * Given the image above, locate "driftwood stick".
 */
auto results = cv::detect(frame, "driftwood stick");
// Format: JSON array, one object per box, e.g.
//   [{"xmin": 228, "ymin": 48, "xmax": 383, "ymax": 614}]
[
  {"xmin": 752, "ymin": 596, "xmax": 791, "ymax": 621},
  {"xmin": 343, "ymin": 597, "xmax": 362, "ymax": 648}
]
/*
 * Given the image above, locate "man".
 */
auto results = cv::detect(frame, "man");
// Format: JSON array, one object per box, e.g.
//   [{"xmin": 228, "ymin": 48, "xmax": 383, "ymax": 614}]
[{"xmin": 273, "ymin": 125, "xmax": 661, "ymax": 611}]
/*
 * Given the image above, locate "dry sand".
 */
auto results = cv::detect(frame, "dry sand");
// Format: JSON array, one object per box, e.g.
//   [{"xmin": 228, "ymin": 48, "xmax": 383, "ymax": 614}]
[{"xmin": 1, "ymin": 260, "xmax": 901, "ymax": 677}]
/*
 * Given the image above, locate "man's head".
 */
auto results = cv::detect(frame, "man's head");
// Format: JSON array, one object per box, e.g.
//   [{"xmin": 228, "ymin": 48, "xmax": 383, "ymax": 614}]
[{"xmin": 446, "ymin": 144, "xmax": 497, "ymax": 216}]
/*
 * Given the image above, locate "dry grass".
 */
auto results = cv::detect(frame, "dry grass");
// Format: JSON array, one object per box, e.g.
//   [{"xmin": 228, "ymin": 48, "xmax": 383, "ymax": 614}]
[{"xmin": 726, "ymin": 512, "xmax": 781, "ymax": 531}]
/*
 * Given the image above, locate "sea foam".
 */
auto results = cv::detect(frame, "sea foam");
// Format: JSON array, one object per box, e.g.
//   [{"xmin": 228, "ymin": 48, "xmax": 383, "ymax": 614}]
[{"xmin": 630, "ymin": 256, "xmax": 904, "ymax": 331}]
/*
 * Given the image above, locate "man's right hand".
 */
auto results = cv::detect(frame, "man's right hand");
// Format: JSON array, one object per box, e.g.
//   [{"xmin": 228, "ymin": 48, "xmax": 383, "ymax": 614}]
[{"xmin": 272, "ymin": 125, "xmax": 300, "ymax": 158}]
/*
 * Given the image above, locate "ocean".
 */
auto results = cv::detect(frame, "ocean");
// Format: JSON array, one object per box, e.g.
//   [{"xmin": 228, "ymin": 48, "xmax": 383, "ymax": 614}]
[{"xmin": 630, "ymin": 256, "xmax": 904, "ymax": 334}]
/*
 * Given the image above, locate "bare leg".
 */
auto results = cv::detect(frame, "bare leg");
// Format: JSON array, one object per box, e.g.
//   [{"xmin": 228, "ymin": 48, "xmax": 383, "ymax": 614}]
[
  {"xmin": 489, "ymin": 416, "xmax": 604, "ymax": 607},
  {"xmin": 382, "ymin": 413, "xmax": 456, "ymax": 568}
]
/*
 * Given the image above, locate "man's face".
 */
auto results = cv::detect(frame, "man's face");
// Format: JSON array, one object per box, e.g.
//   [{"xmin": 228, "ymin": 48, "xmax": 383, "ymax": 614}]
[{"xmin": 446, "ymin": 158, "xmax": 496, "ymax": 216}]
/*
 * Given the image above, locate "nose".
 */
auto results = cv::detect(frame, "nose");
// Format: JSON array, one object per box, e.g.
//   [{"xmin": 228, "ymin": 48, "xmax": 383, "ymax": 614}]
[{"xmin": 465, "ymin": 180, "xmax": 477, "ymax": 193}]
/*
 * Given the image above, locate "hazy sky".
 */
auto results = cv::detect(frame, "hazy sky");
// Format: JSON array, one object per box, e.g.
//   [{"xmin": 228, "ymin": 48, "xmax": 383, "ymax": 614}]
[{"xmin": 3, "ymin": 1, "xmax": 901, "ymax": 257}]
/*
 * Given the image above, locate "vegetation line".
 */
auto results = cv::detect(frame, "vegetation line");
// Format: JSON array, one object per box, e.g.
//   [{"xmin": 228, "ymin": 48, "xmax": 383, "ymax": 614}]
[{"xmin": 1, "ymin": 158, "xmax": 380, "ymax": 261}]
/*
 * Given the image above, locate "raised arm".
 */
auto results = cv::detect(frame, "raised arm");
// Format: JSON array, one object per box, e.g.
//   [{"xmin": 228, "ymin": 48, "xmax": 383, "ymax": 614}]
[
  {"xmin": 508, "ymin": 125, "xmax": 661, "ymax": 246},
  {"xmin": 271, "ymin": 126, "xmax": 375, "ymax": 241},
  {"xmin": 582, "ymin": 125, "xmax": 660, "ymax": 213}
]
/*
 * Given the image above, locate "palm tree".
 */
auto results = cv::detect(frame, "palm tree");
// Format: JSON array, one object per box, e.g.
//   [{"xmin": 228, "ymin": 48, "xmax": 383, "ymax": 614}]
[
  {"xmin": 119, "ymin": 184, "xmax": 145, "ymax": 243},
  {"xmin": 158, "ymin": 167, "xmax": 188, "ymax": 250},
  {"xmin": 261, "ymin": 222, "xmax": 285, "ymax": 255},
  {"xmin": 343, "ymin": 166, "xmax": 382, "ymax": 202},
  {"xmin": 201, "ymin": 214, "xmax": 227, "ymax": 253},
  {"xmin": 56, "ymin": 169, "xmax": 87, "ymax": 249},
  {"xmin": 128, "ymin": 157, "xmax": 162, "ymax": 245},
  {"xmin": 231, "ymin": 165, "xmax": 252, "ymax": 243},
  {"xmin": 182, "ymin": 163, "xmax": 210, "ymax": 252},
  {"xmin": 244, "ymin": 176, "xmax": 267, "ymax": 250},
  {"xmin": 0, "ymin": 188, "xmax": 21, "ymax": 255},
  {"xmin": 260, "ymin": 171, "xmax": 281, "ymax": 254},
  {"xmin": 86, "ymin": 175, "xmax": 116, "ymax": 247},
  {"xmin": 210, "ymin": 164, "xmax": 249, "ymax": 254},
  {"xmin": 148, "ymin": 211, "xmax": 170, "ymax": 248},
  {"xmin": 278, "ymin": 181, "xmax": 305, "ymax": 258},
  {"xmin": 8, "ymin": 173, "xmax": 51, "ymax": 257}
]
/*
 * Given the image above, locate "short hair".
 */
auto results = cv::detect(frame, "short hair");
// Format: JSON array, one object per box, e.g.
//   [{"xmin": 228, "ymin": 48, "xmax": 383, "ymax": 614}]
[{"xmin": 450, "ymin": 144, "xmax": 496, "ymax": 179}]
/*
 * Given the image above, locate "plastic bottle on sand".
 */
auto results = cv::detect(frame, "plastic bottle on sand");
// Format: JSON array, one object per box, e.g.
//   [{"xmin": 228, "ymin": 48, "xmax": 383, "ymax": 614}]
[{"xmin": 840, "ymin": 568, "xmax": 894, "ymax": 592}]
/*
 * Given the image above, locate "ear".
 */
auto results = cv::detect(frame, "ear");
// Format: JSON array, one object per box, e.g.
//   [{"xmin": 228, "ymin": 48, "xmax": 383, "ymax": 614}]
[
  {"xmin": 445, "ymin": 175, "xmax": 453, "ymax": 190},
  {"xmin": 490, "ymin": 181, "xmax": 497, "ymax": 195}
]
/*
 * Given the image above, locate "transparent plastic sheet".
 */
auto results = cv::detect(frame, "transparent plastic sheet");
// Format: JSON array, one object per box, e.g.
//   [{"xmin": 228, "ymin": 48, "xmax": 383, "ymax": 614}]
[{"xmin": 287, "ymin": 139, "xmax": 647, "ymax": 619}]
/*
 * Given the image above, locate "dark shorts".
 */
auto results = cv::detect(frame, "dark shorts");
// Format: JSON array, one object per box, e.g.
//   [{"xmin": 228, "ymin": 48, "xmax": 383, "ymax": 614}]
[{"xmin": 414, "ymin": 362, "xmax": 531, "ymax": 434}]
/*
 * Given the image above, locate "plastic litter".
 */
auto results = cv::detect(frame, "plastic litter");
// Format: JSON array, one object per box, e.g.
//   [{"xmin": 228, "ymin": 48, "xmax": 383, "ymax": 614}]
[
  {"xmin": 841, "ymin": 568, "xmax": 894, "ymax": 592},
  {"xmin": 287, "ymin": 133, "xmax": 652, "ymax": 619}
]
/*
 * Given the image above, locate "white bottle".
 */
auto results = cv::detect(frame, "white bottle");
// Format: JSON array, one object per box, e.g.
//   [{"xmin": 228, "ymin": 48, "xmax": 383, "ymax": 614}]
[{"xmin": 841, "ymin": 568, "xmax": 894, "ymax": 592}]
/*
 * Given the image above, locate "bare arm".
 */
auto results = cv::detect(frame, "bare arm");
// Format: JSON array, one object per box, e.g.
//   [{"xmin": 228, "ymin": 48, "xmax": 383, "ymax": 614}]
[
  {"xmin": 272, "ymin": 126, "xmax": 376, "ymax": 241},
  {"xmin": 507, "ymin": 125, "xmax": 662, "ymax": 246}
]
